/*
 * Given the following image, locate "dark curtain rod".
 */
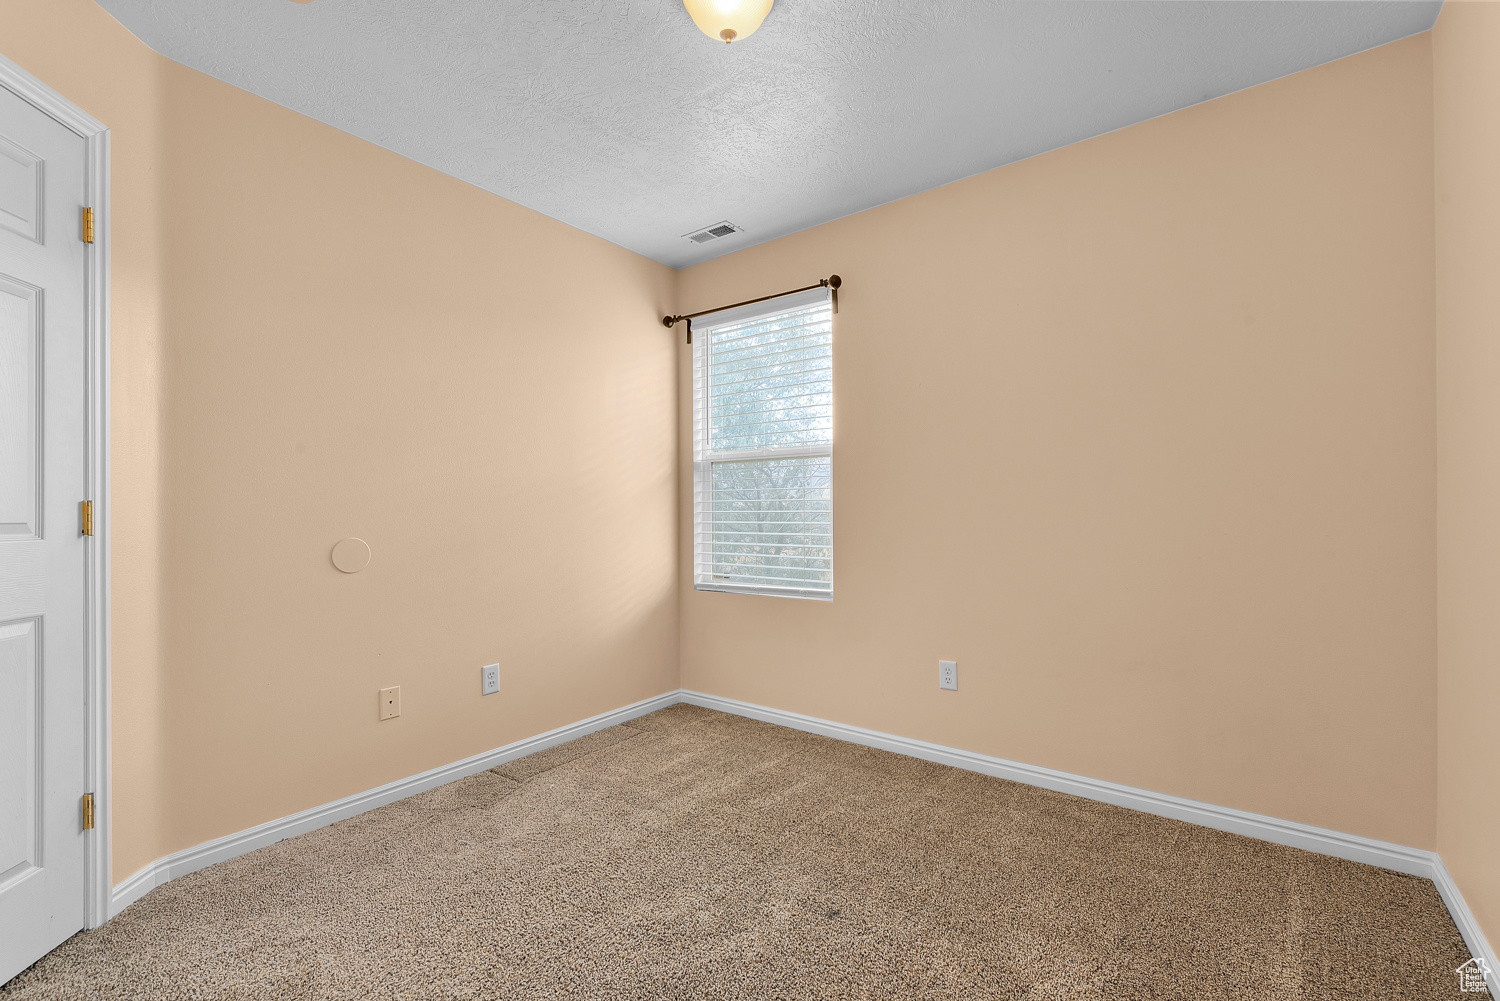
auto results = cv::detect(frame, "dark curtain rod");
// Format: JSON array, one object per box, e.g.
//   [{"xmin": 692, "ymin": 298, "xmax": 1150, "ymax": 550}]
[{"xmin": 662, "ymin": 275, "xmax": 841, "ymax": 344}]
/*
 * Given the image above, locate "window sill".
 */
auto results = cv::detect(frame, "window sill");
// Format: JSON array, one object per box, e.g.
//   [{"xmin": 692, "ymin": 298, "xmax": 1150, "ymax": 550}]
[{"xmin": 694, "ymin": 582, "xmax": 833, "ymax": 602}]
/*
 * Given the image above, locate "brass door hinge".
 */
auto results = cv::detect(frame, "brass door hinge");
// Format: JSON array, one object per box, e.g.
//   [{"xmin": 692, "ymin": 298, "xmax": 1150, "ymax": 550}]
[
  {"xmin": 80, "ymin": 500, "xmax": 93, "ymax": 537},
  {"xmin": 82, "ymin": 793, "xmax": 95, "ymax": 831},
  {"xmin": 81, "ymin": 207, "xmax": 94, "ymax": 244}
]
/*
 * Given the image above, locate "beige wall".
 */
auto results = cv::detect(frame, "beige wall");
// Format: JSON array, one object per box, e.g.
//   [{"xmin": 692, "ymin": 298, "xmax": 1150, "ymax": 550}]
[
  {"xmin": 1434, "ymin": 0, "xmax": 1500, "ymax": 953},
  {"xmin": 677, "ymin": 36, "xmax": 1438, "ymax": 849},
  {"xmin": 2, "ymin": 0, "xmax": 680, "ymax": 882}
]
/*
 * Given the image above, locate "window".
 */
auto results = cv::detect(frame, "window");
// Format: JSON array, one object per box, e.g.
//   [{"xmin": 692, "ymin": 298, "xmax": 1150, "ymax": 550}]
[{"xmin": 693, "ymin": 287, "xmax": 833, "ymax": 599}]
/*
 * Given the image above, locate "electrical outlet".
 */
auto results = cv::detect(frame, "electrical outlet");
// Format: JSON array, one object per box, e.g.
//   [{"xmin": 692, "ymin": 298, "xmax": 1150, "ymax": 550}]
[
  {"xmin": 938, "ymin": 660, "xmax": 958, "ymax": 691},
  {"xmin": 378, "ymin": 685, "xmax": 401, "ymax": 720},
  {"xmin": 481, "ymin": 664, "xmax": 500, "ymax": 696}
]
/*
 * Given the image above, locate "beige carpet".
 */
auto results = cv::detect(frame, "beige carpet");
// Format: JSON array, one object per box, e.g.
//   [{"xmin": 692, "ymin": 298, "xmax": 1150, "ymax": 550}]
[{"xmin": 1, "ymin": 705, "xmax": 1473, "ymax": 999}]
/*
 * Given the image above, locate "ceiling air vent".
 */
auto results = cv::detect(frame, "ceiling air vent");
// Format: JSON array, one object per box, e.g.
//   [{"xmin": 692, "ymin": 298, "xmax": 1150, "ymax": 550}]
[{"xmin": 684, "ymin": 220, "xmax": 742, "ymax": 244}]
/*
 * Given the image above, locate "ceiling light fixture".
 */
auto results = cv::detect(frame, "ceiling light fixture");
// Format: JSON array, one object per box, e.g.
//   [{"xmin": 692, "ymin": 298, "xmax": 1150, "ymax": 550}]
[{"xmin": 683, "ymin": 0, "xmax": 773, "ymax": 44}]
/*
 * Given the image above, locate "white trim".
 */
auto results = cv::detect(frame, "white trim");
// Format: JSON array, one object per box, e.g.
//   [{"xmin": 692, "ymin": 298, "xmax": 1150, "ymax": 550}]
[
  {"xmin": 0, "ymin": 52, "xmax": 112, "ymax": 931},
  {"xmin": 109, "ymin": 691, "xmax": 679, "ymax": 917},
  {"xmin": 0, "ymin": 54, "xmax": 108, "ymax": 138},
  {"xmin": 691, "ymin": 581, "xmax": 834, "ymax": 601},
  {"xmin": 677, "ymin": 689, "xmax": 1498, "ymax": 989},
  {"xmin": 83, "ymin": 103, "xmax": 110, "ymax": 940}
]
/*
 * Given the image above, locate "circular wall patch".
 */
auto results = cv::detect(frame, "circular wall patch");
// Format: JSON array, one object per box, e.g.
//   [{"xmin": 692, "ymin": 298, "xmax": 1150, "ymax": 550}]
[{"xmin": 331, "ymin": 537, "xmax": 371, "ymax": 573}]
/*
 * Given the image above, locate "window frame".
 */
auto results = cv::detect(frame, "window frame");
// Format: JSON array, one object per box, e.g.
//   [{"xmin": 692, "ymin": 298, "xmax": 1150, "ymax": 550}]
[{"xmin": 692, "ymin": 288, "xmax": 834, "ymax": 601}]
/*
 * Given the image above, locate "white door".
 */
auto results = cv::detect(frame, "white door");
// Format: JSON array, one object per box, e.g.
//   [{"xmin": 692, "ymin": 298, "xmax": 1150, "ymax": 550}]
[{"xmin": 0, "ymin": 83, "xmax": 90, "ymax": 985}]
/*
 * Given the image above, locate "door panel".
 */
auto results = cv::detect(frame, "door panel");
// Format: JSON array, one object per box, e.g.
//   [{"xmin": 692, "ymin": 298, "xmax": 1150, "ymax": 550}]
[
  {"xmin": 0, "ymin": 619, "xmax": 39, "ymax": 885},
  {"xmin": 0, "ymin": 274, "xmax": 41, "ymax": 538},
  {"xmin": 0, "ymin": 81, "xmax": 89, "ymax": 986},
  {"xmin": 0, "ymin": 133, "xmax": 41, "ymax": 242}
]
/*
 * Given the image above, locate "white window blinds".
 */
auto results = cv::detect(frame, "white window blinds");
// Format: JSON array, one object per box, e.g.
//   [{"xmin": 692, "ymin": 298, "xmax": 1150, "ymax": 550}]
[{"xmin": 693, "ymin": 287, "xmax": 833, "ymax": 599}]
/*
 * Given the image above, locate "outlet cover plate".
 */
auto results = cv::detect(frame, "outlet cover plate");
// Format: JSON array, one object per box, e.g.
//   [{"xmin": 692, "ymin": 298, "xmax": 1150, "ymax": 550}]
[
  {"xmin": 481, "ymin": 664, "xmax": 500, "ymax": 696},
  {"xmin": 939, "ymin": 660, "xmax": 958, "ymax": 691},
  {"xmin": 379, "ymin": 685, "xmax": 401, "ymax": 720}
]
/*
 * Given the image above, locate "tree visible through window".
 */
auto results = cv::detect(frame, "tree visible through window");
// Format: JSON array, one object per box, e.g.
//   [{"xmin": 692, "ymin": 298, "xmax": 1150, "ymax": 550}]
[{"xmin": 693, "ymin": 289, "xmax": 833, "ymax": 599}]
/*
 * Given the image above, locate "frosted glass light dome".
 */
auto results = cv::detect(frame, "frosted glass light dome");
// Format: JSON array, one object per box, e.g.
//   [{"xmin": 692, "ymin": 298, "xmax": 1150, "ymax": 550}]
[{"xmin": 682, "ymin": 0, "xmax": 774, "ymax": 44}]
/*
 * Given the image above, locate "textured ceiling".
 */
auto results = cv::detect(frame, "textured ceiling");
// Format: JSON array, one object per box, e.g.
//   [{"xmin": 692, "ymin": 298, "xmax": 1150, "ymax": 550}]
[{"xmin": 96, "ymin": 0, "xmax": 1440, "ymax": 268}]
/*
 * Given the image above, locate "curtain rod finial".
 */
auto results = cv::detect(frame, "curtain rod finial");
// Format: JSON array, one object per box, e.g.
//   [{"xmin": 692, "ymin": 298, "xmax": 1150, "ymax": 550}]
[{"xmin": 827, "ymin": 275, "xmax": 842, "ymax": 289}]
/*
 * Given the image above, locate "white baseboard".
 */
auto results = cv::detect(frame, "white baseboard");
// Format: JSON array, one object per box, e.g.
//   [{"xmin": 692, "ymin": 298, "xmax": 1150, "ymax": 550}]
[
  {"xmin": 109, "ymin": 690, "xmax": 680, "ymax": 918},
  {"xmin": 108, "ymin": 686, "xmax": 1497, "ymax": 992},
  {"xmin": 678, "ymin": 689, "xmax": 1498, "ymax": 990},
  {"xmin": 1431, "ymin": 855, "xmax": 1500, "ymax": 994},
  {"xmin": 678, "ymin": 691, "xmax": 1433, "ymax": 872}
]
